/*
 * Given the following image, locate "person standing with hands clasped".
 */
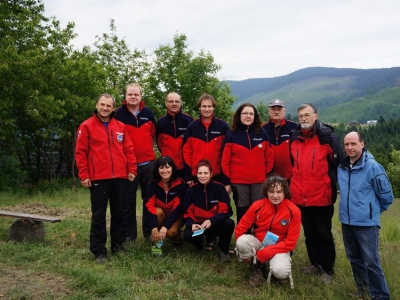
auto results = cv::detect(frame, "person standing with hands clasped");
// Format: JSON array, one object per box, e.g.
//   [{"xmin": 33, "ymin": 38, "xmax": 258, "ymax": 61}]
[
  {"xmin": 182, "ymin": 159, "xmax": 234, "ymax": 262},
  {"xmin": 338, "ymin": 132, "xmax": 393, "ymax": 300},
  {"xmin": 75, "ymin": 94, "xmax": 137, "ymax": 264}
]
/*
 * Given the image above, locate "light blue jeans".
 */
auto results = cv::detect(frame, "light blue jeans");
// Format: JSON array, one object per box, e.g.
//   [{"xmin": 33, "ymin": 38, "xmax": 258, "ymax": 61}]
[{"xmin": 342, "ymin": 224, "xmax": 390, "ymax": 299}]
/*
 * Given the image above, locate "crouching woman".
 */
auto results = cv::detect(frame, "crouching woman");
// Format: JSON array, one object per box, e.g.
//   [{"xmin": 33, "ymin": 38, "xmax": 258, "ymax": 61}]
[
  {"xmin": 144, "ymin": 156, "xmax": 187, "ymax": 246},
  {"xmin": 183, "ymin": 159, "xmax": 235, "ymax": 262},
  {"xmin": 235, "ymin": 175, "xmax": 301, "ymax": 287}
]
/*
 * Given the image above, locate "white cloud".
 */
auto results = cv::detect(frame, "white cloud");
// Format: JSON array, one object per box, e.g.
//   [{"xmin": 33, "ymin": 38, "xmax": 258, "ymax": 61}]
[{"xmin": 43, "ymin": 0, "xmax": 400, "ymax": 80}]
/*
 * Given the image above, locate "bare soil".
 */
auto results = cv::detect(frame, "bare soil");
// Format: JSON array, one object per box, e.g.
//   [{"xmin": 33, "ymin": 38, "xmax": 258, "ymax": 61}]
[{"xmin": 0, "ymin": 203, "xmax": 82, "ymax": 299}]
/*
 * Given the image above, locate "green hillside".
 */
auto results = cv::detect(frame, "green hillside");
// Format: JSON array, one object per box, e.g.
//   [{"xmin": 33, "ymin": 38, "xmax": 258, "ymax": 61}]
[
  {"xmin": 319, "ymin": 86, "xmax": 400, "ymax": 123},
  {"xmin": 228, "ymin": 67, "xmax": 400, "ymax": 123}
]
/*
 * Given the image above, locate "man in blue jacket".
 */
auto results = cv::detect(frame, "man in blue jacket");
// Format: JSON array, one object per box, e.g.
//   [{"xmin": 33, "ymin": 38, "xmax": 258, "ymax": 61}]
[{"xmin": 338, "ymin": 131, "xmax": 393, "ymax": 300}]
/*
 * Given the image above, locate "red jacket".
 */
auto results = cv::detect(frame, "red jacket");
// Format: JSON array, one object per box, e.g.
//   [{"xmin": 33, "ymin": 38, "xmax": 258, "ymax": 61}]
[
  {"xmin": 289, "ymin": 121, "xmax": 344, "ymax": 206},
  {"xmin": 221, "ymin": 124, "xmax": 274, "ymax": 184},
  {"xmin": 262, "ymin": 119, "xmax": 298, "ymax": 179},
  {"xmin": 144, "ymin": 178, "xmax": 187, "ymax": 230},
  {"xmin": 183, "ymin": 116, "xmax": 229, "ymax": 181},
  {"xmin": 235, "ymin": 198, "xmax": 301, "ymax": 263},
  {"xmin": 114, "ymin": 101, "xmax": 156, "ymax": 164},
  {"xmin": 156, "ymin": 110, "xmax": 194, "ymax": 170},
  {"xmin": 75, "ymin": 111, "xmax": 137, "ymax": 181},
  {"xmin": 183, "ymin": 180, "xmax": 233, "ymax": 227}
]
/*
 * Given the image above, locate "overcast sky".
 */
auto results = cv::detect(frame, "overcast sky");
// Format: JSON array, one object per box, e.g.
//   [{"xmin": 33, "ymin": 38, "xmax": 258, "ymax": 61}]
[{"xmin": 42, "ymin": 0, "xmax": 400, "ymax": 81}]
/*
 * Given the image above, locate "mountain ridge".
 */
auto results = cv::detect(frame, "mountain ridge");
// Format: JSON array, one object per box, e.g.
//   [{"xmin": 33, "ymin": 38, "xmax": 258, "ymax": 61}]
[{"xmin": 227, "ymin": 67, "xmax": 400, "ymax": 123}]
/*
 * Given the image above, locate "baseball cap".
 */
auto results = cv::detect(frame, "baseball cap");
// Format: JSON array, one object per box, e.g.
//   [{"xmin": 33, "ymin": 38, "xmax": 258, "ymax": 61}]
[{"xmin": 269, "ymin": 99, "xmax": 285, "ymax": 107}]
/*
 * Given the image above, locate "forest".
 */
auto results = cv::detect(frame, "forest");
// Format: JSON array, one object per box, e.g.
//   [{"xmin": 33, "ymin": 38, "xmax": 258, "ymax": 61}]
[{"xmin": 1, "ymin": 0, "xmax": 399, "ymax": 196}]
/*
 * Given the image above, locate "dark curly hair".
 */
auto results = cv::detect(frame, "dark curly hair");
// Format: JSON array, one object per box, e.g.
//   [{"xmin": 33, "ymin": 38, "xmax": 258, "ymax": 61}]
[
  {"xmin": 261, "ymin": 174, "xmax": 291, "ymax": 200},
  {"xmin": 231, "ymin": 103, "xmax": 262, "ymax": 134}
]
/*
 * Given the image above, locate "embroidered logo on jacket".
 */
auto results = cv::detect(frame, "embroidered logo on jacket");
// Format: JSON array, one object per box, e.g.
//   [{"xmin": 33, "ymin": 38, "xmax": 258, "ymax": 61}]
[
  {"xmin": 117, "ymin": 134, "xmax": 123, "ymax": 142},
  {"xmin": 280, "ymin": 219, "xmax": 288, "ymax": 226}
]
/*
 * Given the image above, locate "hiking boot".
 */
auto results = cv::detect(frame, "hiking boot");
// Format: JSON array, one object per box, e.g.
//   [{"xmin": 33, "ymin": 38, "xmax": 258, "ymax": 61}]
[
  {"xmin": 347, "ymin": 290, "xmax": 368, "ymax": 299},
  {"xmin": 216, "ymin": 247, "xmax": 231, "ymax": 263},
  {"xmin": 95, "ymin": 254, "xmax": 107, "ymax": 264},
  {"xmin": 319, "ymin": 273, "xmax": 332, "ymax": 285},
  {"xmin": 249, "ymin": 262, "xmax": 265, "ymax": 287},
  {"xmin": 300, "ymin": 264, "xmax": 321, "ymax": 275}
]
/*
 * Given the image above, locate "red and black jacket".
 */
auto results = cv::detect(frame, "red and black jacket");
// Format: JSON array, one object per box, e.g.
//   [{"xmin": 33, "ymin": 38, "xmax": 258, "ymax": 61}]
[
  {"xmin": 183, "ymin": 180, "xmax": 233, "ymax": 227},
  {"xmin": 114, "ymin": 101, "xmax": 156, "ymax": 164},
  {"xmin": 144, "ymin": 178, "xmax": 187, "ymax": 230},
  {"xmin": 289, "ymin": 121, "xmax": 344, "ymax": 206},
  {"xmin": 182, "ymin": 116, "xmax": 229, "ymax": 181},
  {"xmin": 156, "ymin": 110, "xmax": 194, "ymax": 170},
  {"xmin": 75, "ymin": 111, "xmax": 137, "ymax": 181},
  {"xmin": 235, "ymin": 198, "xmax": 301, "ymax": 263},
  {"xmin": 262, "ymin": 119, "xmax": 298, "ymax": 179},
  {"xmin": 221, "ymin": 124, "xmax": 274, "ymax": 185}
]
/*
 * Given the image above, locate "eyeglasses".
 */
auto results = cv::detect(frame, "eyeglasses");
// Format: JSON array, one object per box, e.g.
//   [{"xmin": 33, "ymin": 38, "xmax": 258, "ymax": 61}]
[
  {"xmin": 241, "ymin": 112, "xmax": 255, "ymax": 116},
  {"xmin": 166, "ymin": 100, "xmax": 181, "ymax": 104},
  {"xmin": 298, "ymin": 113, "xmax": 314, "ymax": 119}
]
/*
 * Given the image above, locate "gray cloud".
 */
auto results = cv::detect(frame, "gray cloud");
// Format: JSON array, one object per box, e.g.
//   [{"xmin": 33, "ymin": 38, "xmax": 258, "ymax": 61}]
[{"xmin": 43, "ymin": 0, "xmax": 400, "ymax": 80}]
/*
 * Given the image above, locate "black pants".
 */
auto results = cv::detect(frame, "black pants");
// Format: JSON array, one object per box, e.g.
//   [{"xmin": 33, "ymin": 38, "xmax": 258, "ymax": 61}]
[
  {"xmin": 298, "ymin": 204, "xmax": 335, "ymax": 274},
  {"xmin": 89, "ymin": 178, "xmax": 127, "ymax": 257},
  {"xmin": 183, "ymin": 218, "xmax": 235, "ymax": 253},
  {"xmin": 124, "ymin": 160, "xmax": 155, "ymax": 240}
]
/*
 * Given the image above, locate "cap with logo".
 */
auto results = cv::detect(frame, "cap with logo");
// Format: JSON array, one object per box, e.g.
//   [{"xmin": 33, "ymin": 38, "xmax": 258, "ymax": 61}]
[{"xmin": 269, "ymin": 99, "xmax": 285, "ymax": 107}]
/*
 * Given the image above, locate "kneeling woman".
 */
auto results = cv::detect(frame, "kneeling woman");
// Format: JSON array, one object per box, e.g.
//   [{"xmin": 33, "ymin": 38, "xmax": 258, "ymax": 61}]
[
  {"xmin": 183, "ymin": 159, "xmax": 234, "ymax": 262},
  {"xmin": 144, "ymin": 156, "xmax": 187, "ymax": 246},
  {"xmin": 235, "ymin": 175, "xmax": 301, "ymax": 287}
]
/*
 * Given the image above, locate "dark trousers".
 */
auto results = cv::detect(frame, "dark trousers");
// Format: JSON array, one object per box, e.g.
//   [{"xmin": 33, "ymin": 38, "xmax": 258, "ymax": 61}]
[
  {"xmin": 89, "ymin": 178, "xmax": 127, "ymax": 257},
  {"xmin": 124, "ymin": 160, "xmax": 155, "ymax": 240},
  {"xmin": 298, "ymin": 205, "xmax": 335, "ymax": 274},
  {"xmin": 183, "ymin": 218, "xmax": 235, "ymax": 253}
]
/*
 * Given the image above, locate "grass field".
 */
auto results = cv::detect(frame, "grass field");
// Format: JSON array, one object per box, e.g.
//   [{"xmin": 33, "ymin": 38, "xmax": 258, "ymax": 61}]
[{"xmin": 0, "ymin": 188, "xmax": 399, "ymax": 299}]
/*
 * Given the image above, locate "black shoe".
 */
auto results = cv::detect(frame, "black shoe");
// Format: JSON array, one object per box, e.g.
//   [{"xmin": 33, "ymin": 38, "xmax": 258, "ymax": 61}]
[{"xmin": 95, "ymin": 254, "xmax": 107, "ymax": 264}]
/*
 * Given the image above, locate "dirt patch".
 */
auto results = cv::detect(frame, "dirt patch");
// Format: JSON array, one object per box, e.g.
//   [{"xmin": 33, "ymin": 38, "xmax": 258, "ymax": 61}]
[
  {"xmin": 1, "ymin": 202, "xmax": 65, "ymax": 217},
  {"xmin": 0, "ymin": 264, "xmax": 71, "ymax": 299}
]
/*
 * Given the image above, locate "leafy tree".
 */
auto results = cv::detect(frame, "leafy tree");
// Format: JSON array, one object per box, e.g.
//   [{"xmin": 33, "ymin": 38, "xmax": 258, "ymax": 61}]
[
  {"xmin": 256, "ymin": 102, "xmax": 269, "ymax": 123},
  {"xmin": 144, "ymin": 33, "xmax": 235, "ymax": 120},
  {"xmin": 387, "ymin": 146, "xmax": 400, "ymax": 197},
  {"xmin": 94, "ymin": 20, "xmax": 148, "ymax": 103},
  {"xmin": 0, "ymin": 0, "xmax": 106, "ymax": 185}
]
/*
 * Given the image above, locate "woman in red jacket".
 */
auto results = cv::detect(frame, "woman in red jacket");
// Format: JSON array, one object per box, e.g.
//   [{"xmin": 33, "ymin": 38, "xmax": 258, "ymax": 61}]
[
  {"xmin": 221, "ymin": 103, "xmax": 274, "ymax": 224},
  {"xmin": 183, "ymin": 159, "xmax": 234, "ymax": 262},
  {"xmin": 235, "ymin": 175, "xmax": 301, "ymax": 287},
  {"xmin": 143, "ymin": 156, "xmax": 187, "ymax": 247}
]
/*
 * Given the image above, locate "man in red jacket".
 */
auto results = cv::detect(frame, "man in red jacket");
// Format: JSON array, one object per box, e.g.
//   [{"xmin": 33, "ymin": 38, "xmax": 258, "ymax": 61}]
[
  {"xmin": 262, "ymin": 99, "xmax": 298, "ymax": 180},
  {"xmin": 115, "ymin": 83, "xmax": 156, "ymax": 240},
  {"xmin": 289, "ymin": 103, "xmax": 344, "ymax": 284},
  {"xmin": 75, "ymin": 94, "xmax": 137, "ymax": 264}
]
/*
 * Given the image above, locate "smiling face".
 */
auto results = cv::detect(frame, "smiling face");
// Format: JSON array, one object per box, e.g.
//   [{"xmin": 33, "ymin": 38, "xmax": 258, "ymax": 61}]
[
  {"xmin": 96, "ymin": 96, "xmax": 114, "ymax": 122},
  {"xmin": 240, "ymin": 106, "xmax": 255, "ymax": 126},
  {"xmin": 197, "ymin": 165, "xmax": 212, "ymax": 185},
  {"xmin": 267, "ymin": 183, "xmax": 285, "ymax": 205},
  {"xmin": 159, "ymin": 163, "xmax": 172, "ymax": 182}
]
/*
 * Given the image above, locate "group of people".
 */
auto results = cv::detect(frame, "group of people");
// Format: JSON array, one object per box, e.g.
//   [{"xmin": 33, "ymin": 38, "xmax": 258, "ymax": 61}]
[{"xmin": 75, "ymin": 84, "xmax": 394, "ymax": 300}]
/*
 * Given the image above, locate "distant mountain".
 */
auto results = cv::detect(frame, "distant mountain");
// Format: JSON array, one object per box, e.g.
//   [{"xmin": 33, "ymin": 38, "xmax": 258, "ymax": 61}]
[{"xmin": 227, "ymin": 67, "xmax": 400, "ymax": 123}]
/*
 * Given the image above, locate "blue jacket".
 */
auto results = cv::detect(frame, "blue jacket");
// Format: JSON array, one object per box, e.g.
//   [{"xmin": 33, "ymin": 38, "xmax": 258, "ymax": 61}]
[{"xmin": 338, "ymin": 149, "xmax": 394, "ymax": 227}]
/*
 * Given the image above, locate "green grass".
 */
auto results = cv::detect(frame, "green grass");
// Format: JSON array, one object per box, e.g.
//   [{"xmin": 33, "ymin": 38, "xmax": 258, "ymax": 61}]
[{"xmin": 0, "ymin": 188, "xmax": 399, "ymax": 299}]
